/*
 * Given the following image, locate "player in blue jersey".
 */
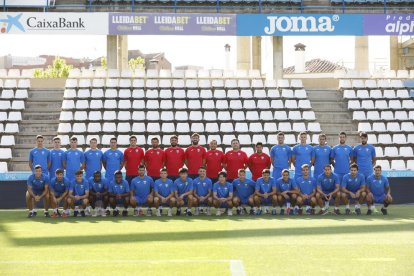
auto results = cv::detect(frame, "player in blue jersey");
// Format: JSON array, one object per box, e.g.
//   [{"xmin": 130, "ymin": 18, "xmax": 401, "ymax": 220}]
[
  {"xmin": 153, "ymin": 168, "xmax": 177, "ymax": 217},
  {"xmin": 254, "ymin": 169, "xmax": 277, "ymax": 215},
  {"xmin": 275, "ymin": 169, "xmax": 298, "ymax": 215},
  {"xmin": 103, "ymin": 137, "xmax": 124, "ymax": 182},
  {"xmin": 88, "ymin": 171, "xmax": 109, "ymax": 217},
  {"xmin": 292, "ymin": 132, "xmax": 314, "ymax": 181},
  {"xmin": 193, "ymin": 166, "xmax": 213, "ymax": 216},
  {"xmin": 316, "ymin": 165, "xmax": 341, "ymax": 215},
  {"xmin": 330, "ymin": 132, "xmax": 353, "ymax": 185},
  {"xmin": 84, "ymin": 137, "xmax": 103, "ymax": 179},
  {"xmin": 174, "ymin": 167, "xmax": 195, "ymax": 216},
  {"xmin": 67, "ymin": 170, "xmax": 89, "ymax": 217},
  {"xmin": 29, "ymin": 135, "xmax": 50, "ymax": 175},
  {"xmin": 49, "ymin": 137, "xmax": 65, "ymax": 177},
  {"xmin": 130, "ymin": 165, "xmax": 155, "ymax": 217},
  {"xmin": 63, "ymin": 136, "xmax": 85, "ymax": 181},
  {"xmin": 49, "ymin": 169, "xmax": 70, "ymax": 218},
  {"xmin": 232, "ymin": 169, "xmax": 256, "ymax": 215},
  {"xmin": 340, "ymin": 163, "xmax": 366, "ymax": 215},
  {"xmin": 312, "ymin": 133, "xmax": 332, "ymax": 178},
  {"xmin": 26, "ymin": 165, "xmax": 50, "ymax": 218},
  {"xmin": 270, "ymin": 132, "xmax": 292, "ymax": 180},
  {"xmin": 352, "ymin": 132, "xmax": 376, "ymax": 179},
  {"xmin": 213, "ymin": 171, "xmax": 234, "ymax": 216},
  {"xmin": 366, "ymin": 165, "xmax": 392, "ymax": 215},
  {"xmin": 296, "ymin": 164, "xmax": 317, "ymax": 215},
  {"xmin": 108, "ymin": 170, "xmax": 130, "ymax": 217}
]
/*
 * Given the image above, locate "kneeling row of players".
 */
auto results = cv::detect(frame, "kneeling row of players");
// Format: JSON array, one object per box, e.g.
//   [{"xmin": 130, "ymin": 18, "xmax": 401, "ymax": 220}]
[{"xmin": 26, "ymin": 162, "xmax": 392, "ymax": 218}]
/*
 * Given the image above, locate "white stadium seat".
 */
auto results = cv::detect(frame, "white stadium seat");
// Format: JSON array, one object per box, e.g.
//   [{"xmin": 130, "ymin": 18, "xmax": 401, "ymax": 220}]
[
  {"xmin": 400, "ymin": 147, "xmax": 414, "ymax": 157},
  {"xmin": 1, "ymin": 135, "xmax": 15, "ymax": 146},
  {"xmin": 194, "ymin": 111, "xmax": 208, "ymax": 121},
  {"xmin": 378, "ymin": 134, "xmax": 392, "ymax": 144},
  {"xmin": 391, "ymin": 160, "xmax": 406, "ymax": 170},
  {"xmin": 0, "ymin": 148, "xmax": 12, "ymax": 159},
  {"xmin": 87, "ymin": 123, "xmax": 101, "ymax": 133},
  {"xmin": 393, "ymin": 134, "xmax": 407, "ymax": 144},
  {"xmin": 357, "ymin": 90, "xmax": 369, "ymax": 99},
  {"xmin": 375, "ymin": 147, "xmax": 384, "ymax": 157},
  {"xmin": 384, "ymin": 147, "xmax": 398, "ymax": 157},
  {"xmin": 408, "ymin": 160, "xmax": 414, "ymax": 170},
  {"xmin": 376, "ymin": 160, "xmax": 390, "ymax": 170},
  {"xmin": 92, "ymin": 79, "xmax": 105, "ymax": 88}
]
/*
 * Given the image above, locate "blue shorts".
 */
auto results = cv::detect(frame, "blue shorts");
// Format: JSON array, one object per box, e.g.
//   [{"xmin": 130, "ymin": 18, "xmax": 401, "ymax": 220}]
[
  {"xmin": 374, "ymin": 194, "xmax": 386, "ymax": 204},
  {"xmin": 218, "ymin": 202, "xmax": 230, "ymax": 208},
  {"xmin": 53, "ymin": 192, "xmax": 64, "ymax": 198},
  {"xmin": 239, "ymin": 197, "xmax": 251, "ymax": 205},
  {"xmin": 178, "ymin": 195, "xmax": 189, "ymax": 205},
  {"xmin": 302, "ymin": 196, "xmax": 313, "ymax": 206},
  {"xmin": 272, "ymin": 168, "xmax": 283, "ymax": 180},
  {"xmin": 134, "ymin": 195, "xmax": 149, "ymax": 206},
  {"xmin": 116, "ymin": 198, "xmax": 127, "ymax": 205},
  {"xmin": 92, "ymin": 195, "xmax": 105, "ymax": 201},
  {"xmin": 261, "ymin": 197, "xmax": 273, "ymax": 205},
  {"xmin": 74, "ymin": 200, "xmax": 84, "ymax": 205},
  {"xmin": 322, "ymin": 189, "xmax": 336, "ymax": 196},
  {"xmin": 32, "ymin": 189, "xmax": 44, "ymax": 196}
]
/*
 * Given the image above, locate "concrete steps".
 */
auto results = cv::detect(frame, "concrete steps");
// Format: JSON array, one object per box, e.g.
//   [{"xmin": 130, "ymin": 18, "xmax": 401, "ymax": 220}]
[
  {"xmin": 308, "ymin": 89, "xmax": 359, "ymax": 146},
  {"xmin": 10, "ymin": 88, "xmax": 63, "ymax": 171}
]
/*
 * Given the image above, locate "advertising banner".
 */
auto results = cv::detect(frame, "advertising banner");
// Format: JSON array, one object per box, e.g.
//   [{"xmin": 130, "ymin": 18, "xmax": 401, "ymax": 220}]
[
  {"xmin": 363, "ymin": 14, "xmax": 414, "ymax": 36},
  {"xmin": 108, "ymin": 13, "xmax": 236, "ymax": 35},
  {"xmin": 236, "ymin": 14, "xmax": 364, "ymax": 36},
  {"xmin": 0, "ymin": 12, "xmax": 108, "ymax": 34}
]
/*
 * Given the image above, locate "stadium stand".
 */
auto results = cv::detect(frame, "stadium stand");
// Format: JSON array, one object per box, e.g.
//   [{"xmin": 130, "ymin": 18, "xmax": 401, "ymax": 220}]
[
  {"xmin": 340, "ymin": 78, "xmax": 414, "ymax": 170},
  {"xmin": 0, "ymin": 75, "xmax": 30, "ymax": 172},
  {"xmin": 57, "ymin": 69, "xmax": 320, "ymax": 156}
]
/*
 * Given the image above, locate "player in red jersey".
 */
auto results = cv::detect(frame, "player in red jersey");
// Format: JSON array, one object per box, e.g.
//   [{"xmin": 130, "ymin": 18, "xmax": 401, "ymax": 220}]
[
  {"xmin": 144, "ymin": 137, "xmax": 165, "ymax": 181},
  {"xmin": 185, "ymin": 133, "xmax": 206, "ymax": 179},
  {"xmin": 123, "ymin": 135, "xmax": 145, "ymax": 185},
  {"xmin": 223, "ymin": 139, "xmax": 249, "ymax": 182},
  {"xmin": 164, "ymin": 135, "xmax": 185, "ymax": 181},
  {"xmin": 248, "ymin": 142, "xmax": 271, "ymax": 181},
  {"xmin": 204, "ymin": 139, "xmax": 225, "ymax": 183}
]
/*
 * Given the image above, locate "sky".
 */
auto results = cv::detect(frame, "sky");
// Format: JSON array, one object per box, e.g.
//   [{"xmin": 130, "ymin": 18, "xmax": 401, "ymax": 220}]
[{"xmin": 0, "ymin": 35, "xmax": 391, "ymax": 71}]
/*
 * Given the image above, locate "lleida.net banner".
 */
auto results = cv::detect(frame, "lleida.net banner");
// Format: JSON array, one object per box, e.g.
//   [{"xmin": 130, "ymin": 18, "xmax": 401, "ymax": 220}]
[
  {"xmin": 108, "ymin": 13, "xmax": 236, "ymax": 35},
  {"xmin": 0, "ymin": 12, "xmax": 108, "ymax": 34}
]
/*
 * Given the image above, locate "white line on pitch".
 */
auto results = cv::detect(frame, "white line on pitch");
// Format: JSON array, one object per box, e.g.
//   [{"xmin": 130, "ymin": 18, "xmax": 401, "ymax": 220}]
[
  {"xmin": 0, "ymin": 259, "xmax": 238, "ymax": 264},
  {"xmin": 230, "ymin": 260, "xmax": 247, "ymax": 276}
]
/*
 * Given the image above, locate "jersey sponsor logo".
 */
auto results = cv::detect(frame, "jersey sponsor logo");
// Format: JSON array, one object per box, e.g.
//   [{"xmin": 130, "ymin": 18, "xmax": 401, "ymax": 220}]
[{"xmin": 237, "ymin": 152, "xmax": 241, "ymax": 156}]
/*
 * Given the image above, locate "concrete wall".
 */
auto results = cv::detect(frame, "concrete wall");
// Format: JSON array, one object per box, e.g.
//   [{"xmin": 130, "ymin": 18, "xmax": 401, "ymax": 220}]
[{"xmin": 31, "ymin": 78, "xmax": 66, "ymax": 89}]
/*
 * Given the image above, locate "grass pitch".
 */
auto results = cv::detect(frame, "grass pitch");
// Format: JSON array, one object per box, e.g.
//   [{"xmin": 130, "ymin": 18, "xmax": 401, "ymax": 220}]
[{"xmin": 1, "ymin": 205, "xmax": 413, "ymax": 276}]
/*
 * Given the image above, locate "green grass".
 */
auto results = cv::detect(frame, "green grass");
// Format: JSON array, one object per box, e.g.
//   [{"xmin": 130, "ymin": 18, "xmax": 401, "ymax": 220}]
[{"xmin": 1, "ymin": 205, "xmax": 414, "ymax": 276}]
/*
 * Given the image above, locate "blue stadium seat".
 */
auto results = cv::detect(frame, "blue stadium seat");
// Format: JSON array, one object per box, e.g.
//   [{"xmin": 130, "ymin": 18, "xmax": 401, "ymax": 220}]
[{"xmin": 404, "ymin": 80, "xmax": 414, "ymax": 88}]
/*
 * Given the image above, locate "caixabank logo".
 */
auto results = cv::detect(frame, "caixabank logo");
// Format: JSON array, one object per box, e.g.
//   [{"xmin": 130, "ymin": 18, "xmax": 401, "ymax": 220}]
[
  {"xmin": 0, "ymin": 13, "xmax": 25, "ymax": 33},
  {"xmin": 0, "ymin": 13, "xmax": 107, "ymax": 34}
]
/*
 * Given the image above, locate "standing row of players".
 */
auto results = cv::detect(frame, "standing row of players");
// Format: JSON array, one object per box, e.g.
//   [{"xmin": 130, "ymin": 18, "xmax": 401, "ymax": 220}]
[
  {"xmin": 26, "ymin": 130, "xmax": 391, "ymax": 217},
  {"xmin": 27, "ymin": 160, "xmax": 392, "ymax": 218},
  {"xmin": 29, "ymin": 131, "xmax": 378, "ymax": 184}
]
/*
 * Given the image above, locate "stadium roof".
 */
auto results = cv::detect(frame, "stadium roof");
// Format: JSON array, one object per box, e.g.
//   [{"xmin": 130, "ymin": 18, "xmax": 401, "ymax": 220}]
[{"xmin": 283, "ymin": 58, "xmax": 348, "ymax": 74}]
